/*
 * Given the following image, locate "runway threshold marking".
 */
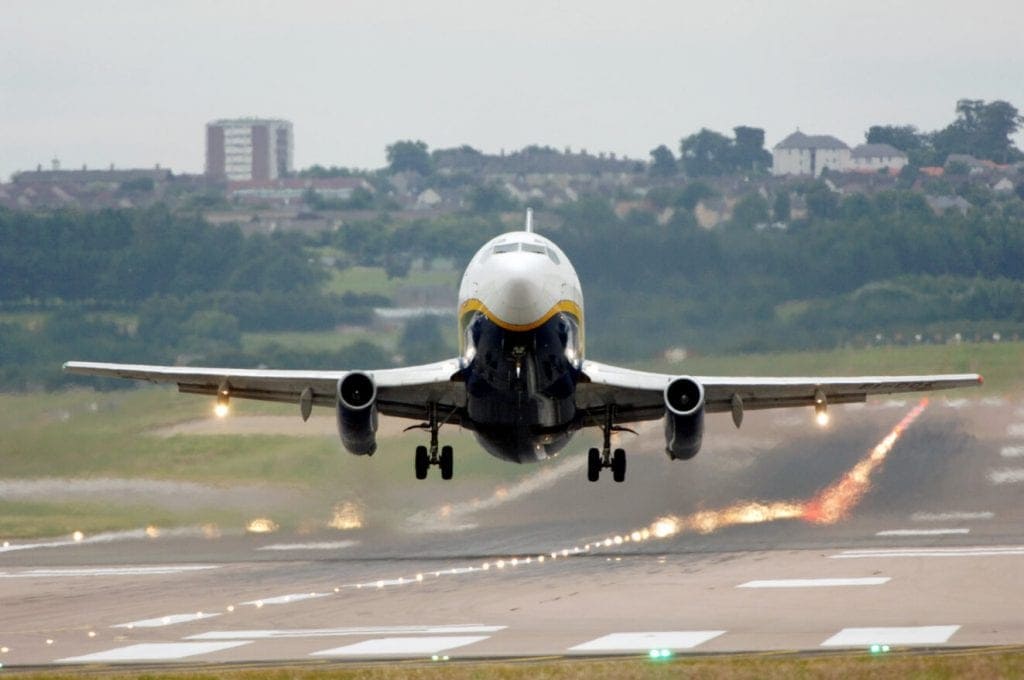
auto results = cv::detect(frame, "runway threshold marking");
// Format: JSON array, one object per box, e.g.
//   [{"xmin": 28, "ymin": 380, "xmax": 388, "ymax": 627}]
[
  {"xmin": 1000, "ymin": 446, "xmax": 1024, "ymax": 458},
  {"xmin": 309, "ymin": 636, "xmax": 490, "ymax": 657},
  {"xmin": 1006, "ymin": 424, "xmax": 1024, "ymax": 438},
  {"xmin": 910, "ymin": 511, "xmax": 994, "ymax": 522},
  {"xmin": 988, "ymin": 468, "xmax": 1024, "ymax": 484},
  {"xmin": 738, "ymin": 577, "xmax": 890, "ymax": 588},
  {"xmin": 569, "ymin": 631, "xmax": 725, "ymax": 652},
  {"xmin": 821, "ymin": 625, "xmax": 960, "ymax": 647},
  {"xmin": 188, "ymin": 625, "xmax": 506, "ymax": 640},
  {"xmin": 241, "ymin": 592, "xmax": 330, "ymax": 606},
  {"xmin": 56, "ymin": 641, "xmax": 251, "ymax": 663},
  {"xmin": 831, "ymin": 546, "xmax": 1024, "ymax": 559},
  {"xmin": 875, "ymin": 528, "xmax": 970, "ymax": 536},
  {"xmin": 112, "ymin": 612, "xmax": 221, "ymax": 629},
  {"xmin": 0, "ymin": 565, "xmax": 219, "ymax": 578}
]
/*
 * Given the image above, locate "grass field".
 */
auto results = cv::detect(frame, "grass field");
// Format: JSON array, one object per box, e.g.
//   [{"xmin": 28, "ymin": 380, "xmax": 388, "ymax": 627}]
[
  {"xmin": 323, "ymin": 263, "xmax": 458, "ymax": 298},
  {"xmin": 5, "ymin": 647, "xmax": 1023, "ymax": 679}
]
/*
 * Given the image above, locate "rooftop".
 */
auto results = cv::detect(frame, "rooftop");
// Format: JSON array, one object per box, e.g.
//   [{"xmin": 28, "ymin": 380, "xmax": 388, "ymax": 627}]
[{"xmin": 775, "ymin": 131, "xmax": 849, "ymax": 150}]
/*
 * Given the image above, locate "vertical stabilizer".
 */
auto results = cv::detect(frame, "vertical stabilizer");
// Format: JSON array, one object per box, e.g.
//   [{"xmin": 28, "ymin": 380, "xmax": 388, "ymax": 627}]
[{"xmin": 525, "ymin": 208, "xmax": 534, "ymax": 233}]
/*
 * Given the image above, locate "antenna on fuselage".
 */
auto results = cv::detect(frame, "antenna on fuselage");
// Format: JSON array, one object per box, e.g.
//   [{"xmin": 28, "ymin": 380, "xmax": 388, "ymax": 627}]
[{"xmin": 525, "ymin": 208, "xmax": 534, "ymax": 233}]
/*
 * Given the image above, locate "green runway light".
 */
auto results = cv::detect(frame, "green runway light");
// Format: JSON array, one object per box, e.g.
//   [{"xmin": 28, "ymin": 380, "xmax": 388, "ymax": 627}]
[
  {"xmin": 649, "ymin": 648, "xmax": 673, "ymax": 660},
  {"xmin": 869, "ymin": 643, "xmax": 891, "ymax": 654}
]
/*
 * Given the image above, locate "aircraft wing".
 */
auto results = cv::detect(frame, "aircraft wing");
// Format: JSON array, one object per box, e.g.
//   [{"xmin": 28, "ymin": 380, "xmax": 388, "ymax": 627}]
[
  {"xmin": 62, "ymin": 360, "xmax": 466, "ymax": 423},
  {"xmin": 576, "ymin": 360, "xmax": 983, "ymax": 424}
]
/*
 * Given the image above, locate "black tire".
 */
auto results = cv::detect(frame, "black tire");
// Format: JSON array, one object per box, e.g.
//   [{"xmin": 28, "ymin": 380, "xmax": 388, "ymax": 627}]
[
  {"xmin": 440, "ymin": 445, "xmax": 454, "ymax": 480},
  {"xmin": 415, "ymin": 445, "xmax": 429, "ymax": 480},
  {"xmin": 612, "ymin": 448, "xmax": 626, "ymax": 483},
  {"xmin": 587, "ymin": 447, "xmax": 601, "ymax": 482}
]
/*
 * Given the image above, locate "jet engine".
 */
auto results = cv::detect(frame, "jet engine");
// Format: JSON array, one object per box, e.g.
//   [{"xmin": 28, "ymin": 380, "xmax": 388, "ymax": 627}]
[
  {"xmin": 336, "ymin": 372, "xmax": 378, "ymax": 455},
  {"xmin": 663, "ymin": 376, "xmax": 705, "ymax": 460}
]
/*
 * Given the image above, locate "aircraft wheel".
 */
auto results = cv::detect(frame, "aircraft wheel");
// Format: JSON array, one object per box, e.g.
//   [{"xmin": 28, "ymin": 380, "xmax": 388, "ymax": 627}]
[
  {"xmin": 440, "ymin": 445, "xmax": 454, "ymax": 480},
  {"xmin": 415, "ymin": 445, "xmax": 429, "ymax": 480},
  {"xmin": 587, "ymin": 447, "xmax": 601, "ymax": 482},
  {"xmin": 611, "ymin": 448, "xmax": 626, "ymax": 483}
]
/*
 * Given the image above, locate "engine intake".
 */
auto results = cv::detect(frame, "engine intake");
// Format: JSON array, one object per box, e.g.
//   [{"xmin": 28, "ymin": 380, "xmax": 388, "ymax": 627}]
[
  {"xmin": 337, "ymin": 372, "xmax": 378, "ymax": 455},
  {"xmin": 663, "ymin": 376, "xmax": 705, "ymax": 460}
]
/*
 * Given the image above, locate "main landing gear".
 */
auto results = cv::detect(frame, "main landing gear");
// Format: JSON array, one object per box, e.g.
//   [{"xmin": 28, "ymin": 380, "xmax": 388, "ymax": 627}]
[
  {"xmin": 408, "ymin": 404, "xmax": 454, "ymax": 481},
  {"xmin": 587, "ymin": 406, "xmax": 633, "ymax": 483}
]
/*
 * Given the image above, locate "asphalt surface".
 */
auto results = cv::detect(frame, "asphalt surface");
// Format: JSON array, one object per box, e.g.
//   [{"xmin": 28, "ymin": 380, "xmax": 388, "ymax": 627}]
[{"xmin": 2, "ymin": 396, "xmax": 1023, "ymax": 668}]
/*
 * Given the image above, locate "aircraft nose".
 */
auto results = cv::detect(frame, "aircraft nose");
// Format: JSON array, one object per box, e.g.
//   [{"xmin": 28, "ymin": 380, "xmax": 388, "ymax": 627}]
[{"xmin": 484, "ymin": 252, "xmax": 557, "ymax": 327}]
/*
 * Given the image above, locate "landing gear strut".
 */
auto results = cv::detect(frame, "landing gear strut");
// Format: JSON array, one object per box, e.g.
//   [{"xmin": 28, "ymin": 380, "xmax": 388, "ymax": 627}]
[
  {"xmin": 587, "ymin": 406, "xmax": 631, "ymax": 483},
  {"xmin": 408, "ymin": 403, "xmax": 454, "ymax": 480}
]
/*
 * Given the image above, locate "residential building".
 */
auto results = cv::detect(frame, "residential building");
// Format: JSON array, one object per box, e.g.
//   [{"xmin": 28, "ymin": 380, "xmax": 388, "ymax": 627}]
[
  {"xmin": 206, "ymin": 118, "xmax": 293, "ymax": 181},
  {"xmin": 772, "ymin": 131, "xmax": 850, "ymax": 177},
  {"xmin": 848, "ymin": 143, "xmax": 908, "ymax": 173}
]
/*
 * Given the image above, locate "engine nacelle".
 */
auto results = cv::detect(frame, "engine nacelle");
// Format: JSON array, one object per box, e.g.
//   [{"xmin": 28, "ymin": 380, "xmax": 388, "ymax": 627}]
[
  {"xmin": 336, "ymin": 372, "xmax": 378, "ymax": 455},
  {"xmin": 663, "ymin": 376, "xmax": 705, "ymax": 460}
]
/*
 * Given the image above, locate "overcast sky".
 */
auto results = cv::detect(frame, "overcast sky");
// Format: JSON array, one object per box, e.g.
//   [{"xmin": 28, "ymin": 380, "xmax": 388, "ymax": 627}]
[{"xmin": 3, "ymin": 0, "xmax": 1023, "ymax": 180}]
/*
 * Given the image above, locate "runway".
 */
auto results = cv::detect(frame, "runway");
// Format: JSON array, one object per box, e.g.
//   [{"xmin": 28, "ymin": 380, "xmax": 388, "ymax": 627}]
[{"xmin": 2, "ymin": 396, "xmax": 1023, "ymax": 668}]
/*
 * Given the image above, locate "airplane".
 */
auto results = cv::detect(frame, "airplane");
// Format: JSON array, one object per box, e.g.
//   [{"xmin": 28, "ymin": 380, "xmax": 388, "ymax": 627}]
[{"xmin": 65, "ymin": 210, "xmax": 983, "ymax": 483}]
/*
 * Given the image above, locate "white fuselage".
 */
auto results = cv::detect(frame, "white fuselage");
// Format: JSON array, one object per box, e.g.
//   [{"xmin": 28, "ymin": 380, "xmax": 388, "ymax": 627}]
[{"xmin": 455, "ymin": 231, "xmax": 586, "ymax": 461}]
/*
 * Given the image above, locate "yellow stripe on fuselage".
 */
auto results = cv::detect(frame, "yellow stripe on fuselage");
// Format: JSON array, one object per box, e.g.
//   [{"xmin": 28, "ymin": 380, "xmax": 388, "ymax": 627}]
[{"xmin": 459, "ymin": 298, "xmax": 583, "ymax": 333}]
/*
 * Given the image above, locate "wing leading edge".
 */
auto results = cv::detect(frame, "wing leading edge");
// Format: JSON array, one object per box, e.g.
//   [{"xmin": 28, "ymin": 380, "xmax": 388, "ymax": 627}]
[
  {"xmin": 62, "ymin": 360, "xmax": 466, "ymax": 423},
  {"xmin": 577, "ymin": 360, "xmax": 983, "ymax": 424}
]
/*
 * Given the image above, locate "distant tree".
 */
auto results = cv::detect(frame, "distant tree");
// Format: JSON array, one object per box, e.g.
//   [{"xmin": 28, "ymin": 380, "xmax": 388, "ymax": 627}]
[
  {"xmin": 731, "ymin": 126, "xmax": 772, "ymax": 173},
  {"xmin": 803, "ymin": 181, "xmax": 839, "ymax": 220},
  {"xmin": 400, "ymin": 315, "xmax": 449, "ymax": 364},
  {"xmin": 648, "ymin": 145, "xmax": 677, "ymax": 177},
  {"xmin": 386, "ymin": 140, "xmax": 433, "ymax": 175},
  {"xmin": 299, "ymin": 165, "xmax": 354, "ymax": 178},
  {"xmin": 467, "ymin": 183, "xmax": 517, "ymax": 213},
  {"xmin": 731, "ymin": 193, "xmax": 770, "ymax": 228},
  {"xmin": 679, "ymin": 128, "xmax": 733, "ymax": 177},
  {"xmin": 866, "ymin": 125, "xmax": 926, "ymax": 152},
  {"xmin": 772, "ymin": 191, "xmax": 791, "ymax": 222},
  {"xmin": 932, "ymin": 99, "xmax": 1024, "ymax": 164},
  {"xmin": 676, "ymin": 181, "xmax": 716, "ymax": 211}
]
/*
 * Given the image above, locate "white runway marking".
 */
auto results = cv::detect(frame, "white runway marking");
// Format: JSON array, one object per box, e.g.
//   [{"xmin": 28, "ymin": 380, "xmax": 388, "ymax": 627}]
[
  {"xmin": 1006, "ymin": 424, "xmax": 1024, "ymax": 438},
  {"xmin": 189, "ymin": 625, "xmax": 505, "ymax": 640},
  {"xmin": 310, "ymin": 636, "xmax": 489, "ymax": 656},
  {"xmin": 1000, "ymin": 446, "xmax": 1024, "ymax": 458},
  {"xmin": 241, "ymin": 592, "xmax": 330, "ymax": 606},
  {"xmin": 943, "ymin": 398, "xmax": 968, "ymax": 409},
  {"xmin": 911, "ymin": 511, "xmax": 994, "ymax": 522},
  {"xmin": 821, "ymin": 625, "xmax": 960, "ymax": 647},
  {"xmin": 875, "ymin": 528, "xmax": 970, "ymax": 536},
  {"xmin": 738, "ymin": 577, "xmax": 889, "ymax": 588},
  {"xmin": 57, "ymin": 641, "xmax": 250, "ymax": 663},
  {"xmin": 988, "ymin": 468, "xmax": 1024, "ymax": 484},
  {"xmin": 832, "ymin": 545, "xmax": 1024, "ymax": 559},
  {"xmin": 569, "ymin": 631, "xmax": 725, "ymax": 652},
  {"xmin": 112, "ymin": 612, "xmax": 221, "ymax": 629},
  {"xmin": 0, "ymin": 565, "xmax": 218, "ymax": 578},
  {"xmin": 256, "ymin": 541, "xmax": 356, "ymax": 551}
]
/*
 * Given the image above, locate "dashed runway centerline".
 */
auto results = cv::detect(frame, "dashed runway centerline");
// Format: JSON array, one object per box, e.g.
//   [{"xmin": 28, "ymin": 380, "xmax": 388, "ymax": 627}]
[
  {"xmin": 188, "ymin": 625, "xmax": 507, "ymax": 640},
  {"xmin": 112, "ymin": 612, "xmax": 220, "ymax": 629},
  {"xmin": 875, "ymin": 528, "xmax": 970, "ymax": 536}
]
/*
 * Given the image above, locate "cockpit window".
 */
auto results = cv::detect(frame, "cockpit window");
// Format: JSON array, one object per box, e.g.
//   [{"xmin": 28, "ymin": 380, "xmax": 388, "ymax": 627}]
[
  {"xmin": 522, "ymin": 243, "xmax": 546, "ymax": 255},
  {"xmin": 546, "ymin": 247, "xmax": 560, "ymax": 265},
  {"xmin": 493, "ymin": 243, "xmax": 519, "ymax": 254}
]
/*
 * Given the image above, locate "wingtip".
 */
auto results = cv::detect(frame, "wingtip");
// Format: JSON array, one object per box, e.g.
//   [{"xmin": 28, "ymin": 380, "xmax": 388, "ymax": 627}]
[{"xmin": 978, "ymin": 374, "xmax": 984, "ymax": 385}]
